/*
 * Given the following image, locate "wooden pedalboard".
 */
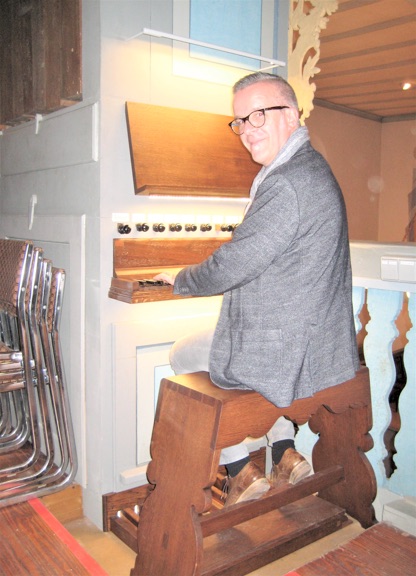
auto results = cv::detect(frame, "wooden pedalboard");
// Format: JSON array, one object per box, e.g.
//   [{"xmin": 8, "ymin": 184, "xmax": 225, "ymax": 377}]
[{"xmin": 103, "ymin": 450, "xmax": 351, "ymax": 576}]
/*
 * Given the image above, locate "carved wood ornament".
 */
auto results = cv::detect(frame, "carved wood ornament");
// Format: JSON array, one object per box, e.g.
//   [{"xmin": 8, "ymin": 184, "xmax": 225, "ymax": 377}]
[{"xmin": 288, "ymin": 0, "xmax": 339, "ymax": 124}]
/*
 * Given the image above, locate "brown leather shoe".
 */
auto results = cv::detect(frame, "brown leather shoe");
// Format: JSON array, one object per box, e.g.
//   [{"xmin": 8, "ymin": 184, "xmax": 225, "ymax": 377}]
[
  {"xmin": 223, "ymin": 462, "xmax": 270, "ymax": 507},
  {"xmin": 270, "ymin": 448, "xmax": 311, "ymax": 488}
]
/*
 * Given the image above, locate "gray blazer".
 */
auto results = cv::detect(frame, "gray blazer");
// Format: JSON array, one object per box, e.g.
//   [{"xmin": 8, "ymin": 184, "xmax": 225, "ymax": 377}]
[{"xmin": 174, "ymin": 140, "xmax": 360, "ymax": 407}]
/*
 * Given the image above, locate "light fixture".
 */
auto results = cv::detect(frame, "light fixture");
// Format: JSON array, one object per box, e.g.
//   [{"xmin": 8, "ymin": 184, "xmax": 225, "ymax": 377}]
[
  {"xmin": 147, "ymin": 194, "xmax": 250, "ymax": 203},
  {"xmin": 402, "ymin": 82, "xmax": 412, "ymax": 91},
  {"xmin": 126, "ymin": 27, "xmax": 285, "ymax": 69}
]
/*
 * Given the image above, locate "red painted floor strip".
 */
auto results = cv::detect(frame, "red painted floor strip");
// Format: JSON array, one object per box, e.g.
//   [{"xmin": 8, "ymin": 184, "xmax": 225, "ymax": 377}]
[{"xmin": 29, "ymin": 498, "xmax": 109, "ymax": 576}]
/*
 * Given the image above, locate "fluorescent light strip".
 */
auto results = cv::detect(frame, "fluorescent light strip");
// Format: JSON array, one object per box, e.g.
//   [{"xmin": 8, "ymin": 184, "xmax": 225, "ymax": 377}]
[
  {"xmin": 126, "ymin": 27, "xmax": 285, "ymax": 68},
  {"xmin": 147, "ymin": 195, "xmax": 250, "ymax": 203}
]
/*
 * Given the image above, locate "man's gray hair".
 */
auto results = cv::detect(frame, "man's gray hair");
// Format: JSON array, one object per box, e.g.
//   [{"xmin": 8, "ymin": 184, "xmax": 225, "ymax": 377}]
[{"xmin": 233, "ymin": 73, "xmax": 299, "ymax": 109}]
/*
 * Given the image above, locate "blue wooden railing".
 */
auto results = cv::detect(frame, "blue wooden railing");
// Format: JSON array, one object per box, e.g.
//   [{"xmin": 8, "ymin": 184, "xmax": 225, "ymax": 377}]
[{"xmin": 297, "ymin": 241, "xmax": 416, "ymax": 512}]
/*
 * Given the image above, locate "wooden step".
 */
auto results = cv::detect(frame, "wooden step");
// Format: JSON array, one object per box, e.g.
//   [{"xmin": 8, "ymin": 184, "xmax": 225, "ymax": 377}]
[{"xmin": 110, "ymin": 511, "xmax": 139, "ymax": 554}]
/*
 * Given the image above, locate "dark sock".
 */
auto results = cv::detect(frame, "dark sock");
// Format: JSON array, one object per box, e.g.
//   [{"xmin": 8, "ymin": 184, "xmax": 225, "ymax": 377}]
[
  {"xmin": 225, "ymin": 456, "xmax": 250, "ymax": 478},
  {"xmin": 272, "ymin": 439, "xmax": 295, "ymax": 465}
]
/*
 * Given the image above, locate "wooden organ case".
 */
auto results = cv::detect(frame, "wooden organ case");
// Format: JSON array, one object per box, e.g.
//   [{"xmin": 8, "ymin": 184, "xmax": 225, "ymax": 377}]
[{"xmin": 109, "ymin": 101, "xmax": 255, "ymax": 304}]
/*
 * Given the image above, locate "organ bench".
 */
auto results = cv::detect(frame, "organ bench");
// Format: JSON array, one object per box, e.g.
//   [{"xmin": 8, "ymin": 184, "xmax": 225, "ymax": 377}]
[{"xmin": 130, "ymin": 366, "xmax": 376, "ymax": 576}]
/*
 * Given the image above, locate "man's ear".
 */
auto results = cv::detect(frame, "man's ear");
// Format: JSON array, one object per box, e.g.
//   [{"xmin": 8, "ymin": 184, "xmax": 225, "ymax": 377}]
[{"xmin": 286, "ymin": 107, "xmax": 300, "ymax": 128}]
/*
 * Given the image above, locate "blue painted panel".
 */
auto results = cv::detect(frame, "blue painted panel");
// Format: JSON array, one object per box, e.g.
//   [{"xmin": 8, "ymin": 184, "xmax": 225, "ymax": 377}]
[
  {"xmin": 388, "ymin": 292, "xmax": 416, "ymax": 497},
  {"xmin": 364, "ymin": 289, "xmax": 403, "ymax": 487},
  {"xmin": 190, "ymin": 0, "xmax": 262, "ymax": 68}
]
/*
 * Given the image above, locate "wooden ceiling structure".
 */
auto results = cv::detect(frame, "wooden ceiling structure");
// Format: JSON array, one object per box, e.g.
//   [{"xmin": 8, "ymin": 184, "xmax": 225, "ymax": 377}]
[{"xmin": 314, "ymin": 0, "xmax": 416, "ymax": 121}]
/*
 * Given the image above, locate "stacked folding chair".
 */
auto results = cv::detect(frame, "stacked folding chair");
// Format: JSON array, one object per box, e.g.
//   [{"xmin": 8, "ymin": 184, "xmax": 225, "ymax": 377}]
[{"xmin": 0, "ymin": 239, "xmax": 77, "ymax": 506}]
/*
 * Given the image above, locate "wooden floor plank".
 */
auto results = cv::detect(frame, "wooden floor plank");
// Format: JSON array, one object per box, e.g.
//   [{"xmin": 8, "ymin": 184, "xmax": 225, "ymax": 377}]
[
  {"xmin": 0, "ymin": 500, "xmax": 104, "ymax": 576},
  {"xmin": 292, "ymin": 522, "xmax": 416, "ymax": 576}
]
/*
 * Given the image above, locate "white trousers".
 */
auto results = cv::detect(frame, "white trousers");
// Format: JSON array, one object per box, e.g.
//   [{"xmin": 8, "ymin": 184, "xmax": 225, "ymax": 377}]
[{"xmin": 170, "ymin": 326, "xmax": 295, "ymax": 465}]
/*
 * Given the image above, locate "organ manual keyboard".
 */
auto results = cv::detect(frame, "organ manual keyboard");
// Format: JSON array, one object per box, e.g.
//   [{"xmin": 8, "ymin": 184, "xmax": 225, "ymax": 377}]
[{"xmin": 108, "ymin": 237, "xmax": 228, "ymax": 303}]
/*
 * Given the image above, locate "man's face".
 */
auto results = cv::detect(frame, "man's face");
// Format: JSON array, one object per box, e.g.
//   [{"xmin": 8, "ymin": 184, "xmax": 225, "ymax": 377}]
[{"xmin": 232, "ymin": 81, "xmax": 298, "ymax": 167}]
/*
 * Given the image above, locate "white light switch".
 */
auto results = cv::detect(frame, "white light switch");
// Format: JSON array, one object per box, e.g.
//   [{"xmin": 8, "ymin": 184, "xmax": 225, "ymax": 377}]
[
  {"xmin": 398, "ymin": 259, "xmax": 416, "ymax": 282},
  {"xmin": 381, "ymin": 256, "xmax": 416, "ymax": 283},
  {"xmin": 381, "ymin": 258, "xmax": 399, "ymax": 281}
]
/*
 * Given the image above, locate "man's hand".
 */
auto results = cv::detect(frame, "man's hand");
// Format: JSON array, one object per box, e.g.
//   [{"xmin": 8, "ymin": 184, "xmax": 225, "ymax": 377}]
[{"xmin": 153, "ymin": 272, "xmax": 175, "ymax": 285}]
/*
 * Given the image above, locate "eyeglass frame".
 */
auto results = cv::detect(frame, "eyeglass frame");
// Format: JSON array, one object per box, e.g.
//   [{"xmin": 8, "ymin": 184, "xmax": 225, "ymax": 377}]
[{"xmin": 228, "ymin": 105, "xmax": 290, "ymax": 135}]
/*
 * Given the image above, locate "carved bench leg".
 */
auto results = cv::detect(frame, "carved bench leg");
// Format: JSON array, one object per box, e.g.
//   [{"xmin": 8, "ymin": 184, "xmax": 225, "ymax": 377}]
[
  {"xmin": 310, "ymin": 403, "xmax": 377, "ymax": 528},
  {"xmin": 131, "ymin": 381, "xmax": 221, "ymax": 576}
]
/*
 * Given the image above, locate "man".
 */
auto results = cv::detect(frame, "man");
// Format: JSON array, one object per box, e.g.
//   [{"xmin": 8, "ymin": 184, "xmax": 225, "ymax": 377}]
[{"xmin": 156, "ymin": 72, "xmax": 360, "ymax": 506}]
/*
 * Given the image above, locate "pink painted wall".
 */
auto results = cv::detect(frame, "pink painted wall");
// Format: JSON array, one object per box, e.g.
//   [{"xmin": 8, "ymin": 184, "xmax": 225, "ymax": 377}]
[
  {"xmin": 306, "ymin": 105, "xmax": 381, "ymax": 241},
  {"xmin": 306, "ymin": 106, "xmax": 416, "ymax": 243},
  {"xmin": 379, "ymin": 120, "xmax": 416, "ymax": 242}
]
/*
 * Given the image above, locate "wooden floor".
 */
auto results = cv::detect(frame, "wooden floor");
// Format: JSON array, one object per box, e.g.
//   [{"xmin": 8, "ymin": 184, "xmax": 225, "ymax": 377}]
[
  {"xmin": 290, "ymin": 523, "xmax": 416, "ymax": 576},
  {"xmin": 0, "ymin": 499, "xmax": 102, "ymax": 576},
  {"xmin": 0, "ymin": 442, "xmax": 413, "ymax": 576},
  {"xmin": 0, "ymin": 489, "xmax": 415, "ymax": 576}
]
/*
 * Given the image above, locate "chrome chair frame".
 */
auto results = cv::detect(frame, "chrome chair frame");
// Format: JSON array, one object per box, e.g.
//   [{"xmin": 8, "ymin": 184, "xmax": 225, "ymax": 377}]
[{"xmin": 0, "ymin": 242, "xmax": 77, "ymax": 505}]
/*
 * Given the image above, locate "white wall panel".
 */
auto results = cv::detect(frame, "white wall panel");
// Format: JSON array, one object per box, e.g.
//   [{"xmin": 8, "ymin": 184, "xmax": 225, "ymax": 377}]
[{"xmin": 1, "ymin": 103, "xmax": 98, "ymax": 176}]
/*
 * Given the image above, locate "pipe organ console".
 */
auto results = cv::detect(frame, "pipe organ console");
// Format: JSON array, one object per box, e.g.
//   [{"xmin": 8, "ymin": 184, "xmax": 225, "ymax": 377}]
[{"xmin": 109, "ymin": 237, "xmax": 229, "ymax": 303}]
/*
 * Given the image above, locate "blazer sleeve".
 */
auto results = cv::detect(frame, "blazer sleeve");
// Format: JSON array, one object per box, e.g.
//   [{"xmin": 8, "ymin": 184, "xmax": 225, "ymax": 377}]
[{"xmin": 173, "ymin": 173, "xmax": 300, "ymax": 297}]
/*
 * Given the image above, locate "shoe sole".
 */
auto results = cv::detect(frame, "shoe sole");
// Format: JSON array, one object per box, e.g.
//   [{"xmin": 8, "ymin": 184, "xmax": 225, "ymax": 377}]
[
  {"xmin": 235, "ymin": 478, "xmax": 271, "ymax": 504},
  {"xmin": 289, "ymin": 460, "xmax": 312, "ymax": 484}
]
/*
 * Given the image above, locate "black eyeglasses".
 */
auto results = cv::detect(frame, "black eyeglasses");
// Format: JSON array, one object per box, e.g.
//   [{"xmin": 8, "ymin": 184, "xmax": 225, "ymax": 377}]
[{"xmin": 228, "ymin": 106, "xmax": 289, "ymax": 135}]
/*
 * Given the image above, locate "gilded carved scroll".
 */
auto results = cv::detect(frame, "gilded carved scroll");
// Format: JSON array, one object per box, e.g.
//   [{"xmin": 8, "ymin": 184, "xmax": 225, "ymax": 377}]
[{"xmin": 288, "ymin": 0, "xmax": 339, "ymax": 123}]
